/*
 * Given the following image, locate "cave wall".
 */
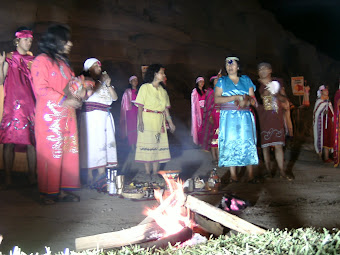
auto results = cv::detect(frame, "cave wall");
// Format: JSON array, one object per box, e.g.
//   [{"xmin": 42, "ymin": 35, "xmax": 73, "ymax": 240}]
[{"xmin": 1, "ymin": 0, "xmax": 339, "ymax": 130}]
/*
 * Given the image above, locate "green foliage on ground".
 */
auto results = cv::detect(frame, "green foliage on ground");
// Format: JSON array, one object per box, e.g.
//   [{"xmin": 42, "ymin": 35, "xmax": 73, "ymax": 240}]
[{"xmin": 4, "ymin": 228, "xmax": 340, "ymax": 255}]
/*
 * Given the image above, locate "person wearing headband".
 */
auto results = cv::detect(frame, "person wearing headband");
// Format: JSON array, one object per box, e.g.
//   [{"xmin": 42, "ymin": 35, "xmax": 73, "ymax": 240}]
[
  {"xmin": 31, "ymin": 24, "xmax": 81, "ymax": 204},
  {"xmin": 134, "ymin": 64, "xmax": 175, "ymax": 180},
  {"xmin": 120, "ymin": 75, "xmax": 139, "ymax": 150},
  {"xmin": 191, "ymin": 76, "xmax": 207, "ymax": 146},
  {"xmin": 0, "ymin": 26, "xmax": 36, "ymax": 189},
  {"xmin": 214, "ymin": 56, "xmax": 259, "ymax": 183},
  {"xmin": 79, "ymin": 57, "xmax": 118, "ymax": 188},
  {"xmin": 200, "ymin": 73, "xmax": 221, "ymax": 165},
  {"xmin": 313, "ymin": 85, "xmax": 334, "ymax": 163},
  {"xmin": 255, "ymin": 62, "xmax": 294, "ymax": 180}
]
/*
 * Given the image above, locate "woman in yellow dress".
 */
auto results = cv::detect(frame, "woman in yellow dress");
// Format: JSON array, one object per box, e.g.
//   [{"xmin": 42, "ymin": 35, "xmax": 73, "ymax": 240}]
[{"xmin": 134, "ymin": 64, "xmax": 175, "ymax": 178}]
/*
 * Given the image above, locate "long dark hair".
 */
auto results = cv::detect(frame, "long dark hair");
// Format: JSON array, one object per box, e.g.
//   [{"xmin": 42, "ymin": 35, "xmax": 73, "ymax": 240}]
[
  {"xmin": 195, "ymin": 81, "xmax": 206, "ymax": 96},
  {"xmin": 143, "ymin": 64, "xmax": 166, "ymax": 89},
  {"xmin": 38, "ymin": 24, "xmax": 71, "ymax": 66}
]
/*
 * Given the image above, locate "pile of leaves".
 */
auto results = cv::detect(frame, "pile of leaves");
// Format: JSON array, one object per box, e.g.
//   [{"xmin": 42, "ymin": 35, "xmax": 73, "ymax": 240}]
[{"xmin": 3, "ymin": 228, "xmax": 340, "ymax": 255}]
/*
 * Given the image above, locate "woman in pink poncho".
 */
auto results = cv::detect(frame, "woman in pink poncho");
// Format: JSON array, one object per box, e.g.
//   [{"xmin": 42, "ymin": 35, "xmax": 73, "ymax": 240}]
[
  {"xmin": 200, "ymin": 75, "xmax": 221, "ymax": 164},
  {"xmin": 31, "ymin": 24, "xmax": 82, "ymax": 205},
  {"xmin": 0, "ymin": 27, "xmax": 36, "ymax": 187},
  {"xmin": 120, "ymin": 75, "xmax": 139, "ymax": 149},
  {"xmin": 191, "ymin": 76, "xmax": 207, "ymax": 146}
]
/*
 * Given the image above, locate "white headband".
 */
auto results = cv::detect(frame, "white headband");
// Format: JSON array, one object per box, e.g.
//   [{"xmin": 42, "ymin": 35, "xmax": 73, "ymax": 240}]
[
  {"xmin": 196, "ymin": 77, "xmax": 204, "ymax": 84},
  {"xmin": 129, "ymin": 75, "xmax": 137, "ymax": 83},
  {"xmin": 83, "ymin": 58, "xmax": 100, "ymax": 71},
  {"xmin": 226, "ymin": 56, "xmax": 239, "ymax": 62}
]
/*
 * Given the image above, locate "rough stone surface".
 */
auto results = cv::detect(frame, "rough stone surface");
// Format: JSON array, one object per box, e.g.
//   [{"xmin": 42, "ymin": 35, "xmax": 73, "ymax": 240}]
[{"xmin": 1, "ymin": 0, "xmax": 339, "ymax": 104}]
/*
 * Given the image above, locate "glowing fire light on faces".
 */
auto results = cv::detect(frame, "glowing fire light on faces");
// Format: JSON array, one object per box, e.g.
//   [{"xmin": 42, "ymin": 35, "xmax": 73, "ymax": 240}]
[{"xmin": 145, "ymin": 174, "xmax": 193, "ymax": 237}]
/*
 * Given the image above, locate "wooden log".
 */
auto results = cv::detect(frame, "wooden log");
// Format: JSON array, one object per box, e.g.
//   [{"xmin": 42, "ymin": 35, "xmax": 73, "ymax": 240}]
[
  {"xmin": 75, "ymin": 222, "xmax": 164, "ymax": 251},
  {"xmin": 185, "ymin": 195, "xmax": 266, "ymax": 235},
  {"xmin": 138, "ymin": 227, "xmax": 193, "ymax": 249},
  {"xmin": 194, "ymin": 214, "xmax": 224, "ymax": 237}
]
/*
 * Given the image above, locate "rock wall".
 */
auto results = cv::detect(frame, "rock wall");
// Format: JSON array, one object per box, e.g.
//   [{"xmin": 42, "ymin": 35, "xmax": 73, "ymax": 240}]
[{"xmin": 1, "ymin": 0, "xmax": 339, "ymax": 131}]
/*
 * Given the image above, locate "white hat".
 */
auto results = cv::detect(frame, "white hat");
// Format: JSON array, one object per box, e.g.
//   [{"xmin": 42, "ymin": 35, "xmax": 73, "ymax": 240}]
[
  {"xmin": 83, "ymin": 58, "xmax": 100, "ymax": 71},
  {"xmin": 196, "ymin": 77, "xmax": 204, "ymax": 84}
]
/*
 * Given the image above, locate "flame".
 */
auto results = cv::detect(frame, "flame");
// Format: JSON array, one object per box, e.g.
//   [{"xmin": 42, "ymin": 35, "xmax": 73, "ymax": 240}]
[{"xmin": 145, "ymin": 173, "xmax": 193, "ymax": 237}]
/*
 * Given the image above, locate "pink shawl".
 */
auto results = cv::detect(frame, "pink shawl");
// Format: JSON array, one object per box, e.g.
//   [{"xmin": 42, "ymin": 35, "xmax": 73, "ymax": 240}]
[
  {"xmin": 200, "ymin": 88, "xmax": 216, "ymax": 150},
  {"xmin": 191, "ymin": 88, "xmax": 204, "ymax": 145},
  {"xmin": 120, "ymin": 88, "xmax": 133, "ymax": 138}
]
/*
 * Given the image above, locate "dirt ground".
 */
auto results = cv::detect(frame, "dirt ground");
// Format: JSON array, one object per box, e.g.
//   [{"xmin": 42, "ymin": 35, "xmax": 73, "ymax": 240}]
[{"xmin": 1, "ymin": 118, "xmax": 340, "ymax": 254}]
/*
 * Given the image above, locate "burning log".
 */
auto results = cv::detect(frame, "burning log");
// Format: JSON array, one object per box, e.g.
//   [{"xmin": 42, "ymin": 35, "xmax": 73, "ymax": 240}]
[
  {"xmin": 194, "ymin": 214, "xmax": 224, "ymax": 237},
  {"xmin": 138, "ymin": 227, "xmax": 193, "ymax": 249},
  {"xmin": 76, "ymin": 175, "xmax": 265, "ymax": 252},
  {"xmin": 75, "ymin": 222, "xmax": 164, "ymax": 251},
  {"xmin": 184, "ymin": 195, "xmax": 266, "ymax": 235},
  {"xmin": 138, "ymin": 194, "xmax": 265, "ymax": 235}
]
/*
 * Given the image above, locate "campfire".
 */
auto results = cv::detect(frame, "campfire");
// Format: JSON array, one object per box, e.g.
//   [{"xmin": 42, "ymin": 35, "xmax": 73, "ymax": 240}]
[{"xmin": 75, "ymin": 173, "xmax": 265, "ymax": 251}]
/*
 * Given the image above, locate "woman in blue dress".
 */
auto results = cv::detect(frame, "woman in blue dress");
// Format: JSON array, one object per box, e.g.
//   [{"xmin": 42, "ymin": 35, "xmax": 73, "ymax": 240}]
[{"xmin": 214, "ymin": 56, "xmax": 258, "ymax": 183}]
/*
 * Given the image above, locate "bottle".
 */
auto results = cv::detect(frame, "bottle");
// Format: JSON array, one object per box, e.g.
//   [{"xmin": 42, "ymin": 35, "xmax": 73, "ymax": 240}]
[
  {"xmin": 106, "ymin": 169, "xmax": 111, "ymax": 193},
  {"xmin": 208, "ymin": 168, "xmax": 221, "ymax": 192},
  {"xmin": 109, "ymin": 169, "xmax": 117, "ymax": 195}
]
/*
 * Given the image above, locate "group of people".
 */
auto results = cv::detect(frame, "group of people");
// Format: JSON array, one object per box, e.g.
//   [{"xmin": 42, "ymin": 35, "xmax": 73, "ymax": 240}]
[
  {"xmin": 6, "ymin": 23, "xmax": 336, "ymax": 204},
  {"xmin": 313, "ymin": 84, "xmax": 340, "ymax": 167},
  {"xmin": 0, "ymin": 24, "xmax": 177, "ymax": 204},
  {"xmin": 191, "ymin": 57, "xmax": 294, "ymax": 183}
]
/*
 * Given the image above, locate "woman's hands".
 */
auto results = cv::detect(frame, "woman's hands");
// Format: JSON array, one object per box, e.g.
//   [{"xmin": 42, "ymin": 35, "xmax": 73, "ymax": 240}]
[
  {"xmin": 169, "ymin": 122, "xmax": 176, "ymax": 133},
  {"xmin": 138, "ymin": 120, "xmax": 144, "ymax": 132}
]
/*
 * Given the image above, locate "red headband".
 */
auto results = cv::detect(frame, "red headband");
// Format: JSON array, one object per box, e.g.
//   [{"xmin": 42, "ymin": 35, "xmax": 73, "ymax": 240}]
[{"xmin": 15, "ymin": 30, "xmax": 33, "ymax": 39}]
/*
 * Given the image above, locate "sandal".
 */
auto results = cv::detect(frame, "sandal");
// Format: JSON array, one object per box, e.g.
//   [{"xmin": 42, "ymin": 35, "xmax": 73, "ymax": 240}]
[
  {"xmin": 58, "ymin": 194, "xmax": 80, "ymax": 202},
  {"xmin": 40, "ymin": 196, "xmax": 56, "ymax": 205},
  {"xmin": 280, "ymin": 173, "xmax": 294, "ymax": 181}
]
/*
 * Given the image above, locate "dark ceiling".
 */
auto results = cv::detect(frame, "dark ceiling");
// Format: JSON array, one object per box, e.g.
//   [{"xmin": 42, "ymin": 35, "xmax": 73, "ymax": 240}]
[{"xmin": 258, "ymin": 0, "xmax": 340, "ymax": 61}]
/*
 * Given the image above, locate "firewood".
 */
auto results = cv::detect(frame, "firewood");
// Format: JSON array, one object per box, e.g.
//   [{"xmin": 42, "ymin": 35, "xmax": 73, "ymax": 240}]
[
  {"xmin": 138, "ymin": 227, "xmax": 193, "ymax": 249},
  {"xmin": 75, "ymin": 222, "xmax": 164, "ymax": 251},
  {"xmin": 184, "ymin": 195, "xmax": 266, "ymax": 234},
  {"xmin": 194, "ymin": 214, "xmax": 224, "ymax": 237}
]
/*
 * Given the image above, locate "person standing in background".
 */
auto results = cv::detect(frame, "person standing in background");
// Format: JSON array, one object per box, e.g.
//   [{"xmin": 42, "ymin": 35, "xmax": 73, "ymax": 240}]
[
  {"xmin": 313, "ymin": 85, "xmax": 334, "ymax": 163},
  {"xmin": 0, "ymin": 27, "xmax": 36, "ymax": 188},
  {"xmin": 333, "ymin": 80, "xmax": 340, "ymax": 167},
  {"xmin": 120, "ymin": 75, "xmax": 139, "ymax": 150},
  {"xmin": 191, "ymin": 77, "xmax": 206, "ymax": 146},
  {"xmin": 201, "ymin": 74, "xmax": 221, "ymax": 165},
  {"xmin": 255, "ymin": 62, "xmax": 293, "ymax": 180}
]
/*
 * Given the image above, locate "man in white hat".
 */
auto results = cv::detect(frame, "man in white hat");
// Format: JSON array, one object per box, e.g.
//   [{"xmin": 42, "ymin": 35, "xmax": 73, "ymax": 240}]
[
  {"xmin": 313, "ymin": 85, "xmax": 334, "ymax": 163},
  {"xmin": 79, "ymin": 58, "xmax": 119, "ymax": 187}
]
